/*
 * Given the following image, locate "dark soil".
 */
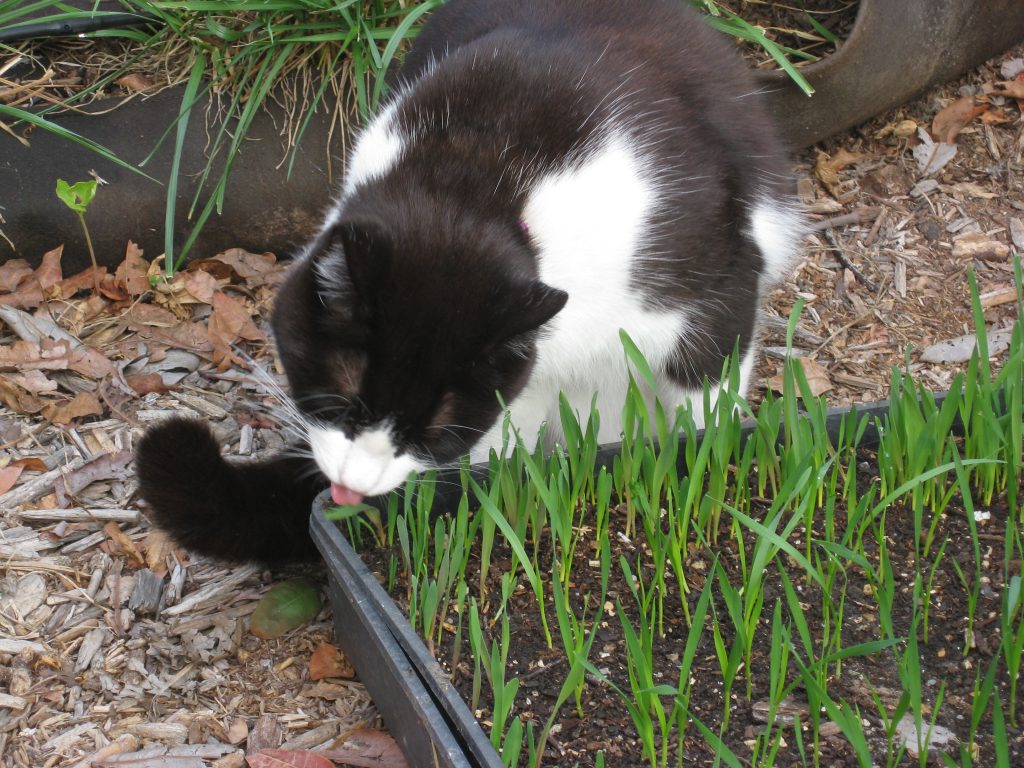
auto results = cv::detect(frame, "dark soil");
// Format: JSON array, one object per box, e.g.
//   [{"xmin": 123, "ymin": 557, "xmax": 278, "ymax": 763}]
[
  {"xmin": 715, "ymin": 0, "xmax": 859, "ymax": 67},
  {"xmin": 363, "ymin": 447, "xmax": 1024, "ymax": 767}
]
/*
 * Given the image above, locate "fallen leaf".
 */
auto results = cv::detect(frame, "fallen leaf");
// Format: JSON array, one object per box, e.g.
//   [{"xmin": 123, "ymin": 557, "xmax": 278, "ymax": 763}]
[
  {"xmin": 912, "ymin": 128, "xmax": 957, "ymax": 177},
  {"xmin": 1001, "ymin": 58, "xmax": 1024, "ymax": 79},
  {"xmin": 246, "ymin": 749, "xmax": 335, "ymax": 768},
  {"xmin": 116, "ymin": 73, "xmax": 155, "ymax": 92},
  {"xmin": 10, "ymin": 369, "xmax": 58, "ymax": 395},
  {"xmin": 182, "ymin": 269, "xmax": 219, "ymax": 304},
  {"xmin": 320, "ymin": 729, "xmax": 409, "ymax": 768},
  {"xmin": 993, "ymin": 79, "xmax": 1024, "ymax": 100},
  {"xmin": 931, "ymin": 96, "xmax": 987, "ymax": 144},
  {"xmin": 814, "ymin": 148, "xmax": 866, "ymax": 195},
  {"xmin": 0, "ymin": 378, "xmax": 45, "ymax": 414},
  {"xmin": 115, "ymin": 241, "xmax": 151, "ymax": 296},
  {"xmin": 0, "ymin": 466, "xmax": 24, "ymax": 496},
  {"xmin": 54, "ymin": 266, "xmax": 107, "ymax": 300},
  {"xmin": 0, "ymin": 339, "xmax": 70, "ymax": 371},
  {"xmin": 767, "ymin": 358, "xmax": 833, "ymax": 397},
  {"xmin": 920, "ymin": 329, "xmax": 1014, "ymax": 364},
  {"xmin": 250, "ymin": 579, "xmax": 321, "ymax": 639},
  {"xmin": 44, "ymin": 391, "xmax": 103, "ymax": 424},
  {"xmin": 213, "ymin": 248, "xmax": 277, "ymax": 282},
  {"xmin": 99, "ymin": 272, "xmax": 130, "ymax": 302},
  {"xmin": 126, "ymin": 372, "xmax": 171, "ymax": 395},
  {"xmin": 11, "ymin": 457, "xmax": 48, "ymax": 472},
  {"xmin": 208, "ymin": 291, "xmax": 266, "ymax": 366},
  {"xmin": 103, "ymin": 521, "xmax": 146, "ymax": 568},
  {"xmin": 308, "ymin": 643, "xmax": 356, "ymax": 681},
  {"xmin": 35, "ymin": 246, "xmax": 64, "ymax": 292},
  {"xmin": 0, "ymin": 259, "xmax": 33, "ymax": 292},
  {"xmin": 981, "ymin": 108, "xmax": 1014, "ymax": 126}
]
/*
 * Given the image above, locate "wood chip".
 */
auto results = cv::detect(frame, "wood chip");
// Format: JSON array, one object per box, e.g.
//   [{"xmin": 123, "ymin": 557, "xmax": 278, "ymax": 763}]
[
  {"xmin": 0, "ymin": 692, "xmax": 28, "ymax": 709},
  {"xmin": 162, "ymin": 566, "xmax": 259, "ymax": 616},
  {"xmin": 247, "ymin": 714, "xmax": 283, "ymax": 752},
  {"xmin": 0, "ymin": 455, "xmax": 87, "ymax": 508},
  {"xmin": 128, "ymin": 569, "xmax": 165, "ymax": 616},
  {"xmin": 952, "ymin": 232, "xmax": 1011, "ymax": 261},
  {"xmin": 18, "ymin": 508, "xmax": 139, "ymax": 523},
  {"xmin": 122, "ymin": 723, "xmax": 190, "ymax": 744}
]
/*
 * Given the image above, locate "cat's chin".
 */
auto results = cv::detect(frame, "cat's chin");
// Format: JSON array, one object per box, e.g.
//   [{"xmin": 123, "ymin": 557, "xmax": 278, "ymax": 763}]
[{"xmin": 330, "ymin": 483, "xmax": 365, "ymax": 506}]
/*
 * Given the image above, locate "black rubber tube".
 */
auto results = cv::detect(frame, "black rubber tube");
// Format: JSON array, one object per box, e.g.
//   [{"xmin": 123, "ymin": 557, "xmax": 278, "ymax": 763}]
[{"xmin": 0, "ymin": 13, "xmax": 159, "ymax": 43}]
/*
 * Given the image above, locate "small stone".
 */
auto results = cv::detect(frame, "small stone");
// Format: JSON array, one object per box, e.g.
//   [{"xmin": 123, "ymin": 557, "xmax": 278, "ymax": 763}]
[{"xmin": 895, "ymin": 715, "xmax": 959, "ymax": 759}]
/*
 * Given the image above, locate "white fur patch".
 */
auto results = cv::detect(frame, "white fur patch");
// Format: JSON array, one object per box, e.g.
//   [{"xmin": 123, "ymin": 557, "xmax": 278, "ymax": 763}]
[
  {"xmin": 341, "ymin": 101, "xmax": 406, "ymax": 200},
  {"xmin": 749, "ymin": 199, "xmax": 804, "ymax": 283},
  {"xmin": 508, "ymin": 133, "xmax": 692, "ymax": 447},
  {"xmin": 309, "ymin": 424, "xmax": 423, "ymax": 497}
]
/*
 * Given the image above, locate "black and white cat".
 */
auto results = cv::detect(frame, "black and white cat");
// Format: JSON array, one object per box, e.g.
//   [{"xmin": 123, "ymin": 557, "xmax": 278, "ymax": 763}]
[{"xmin": 136, "ymin": 0, "xmax": 803, "ymax": 563}]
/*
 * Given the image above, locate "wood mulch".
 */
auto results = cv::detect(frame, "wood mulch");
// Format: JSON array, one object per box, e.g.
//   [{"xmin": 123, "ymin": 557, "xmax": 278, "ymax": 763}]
[{"xmin": 1, "ymin": 32, "xmax": 1021, "ymax": 768}]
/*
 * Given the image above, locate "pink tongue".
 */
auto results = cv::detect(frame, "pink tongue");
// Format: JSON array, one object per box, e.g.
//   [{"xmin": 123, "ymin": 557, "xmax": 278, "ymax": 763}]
[{"xmin": 330, "ymin": 483, "xmax": 365, "ymax": 506}]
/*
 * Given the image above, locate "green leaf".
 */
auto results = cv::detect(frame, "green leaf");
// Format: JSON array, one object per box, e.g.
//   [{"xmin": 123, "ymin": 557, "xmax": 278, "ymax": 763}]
[
  {"xmin": 250, "ymin": 578, "xmax": 321, "ymax": 639},
  {"xmin": 55, "ymin": 179, "xmax": 98, "ymax": 214}
]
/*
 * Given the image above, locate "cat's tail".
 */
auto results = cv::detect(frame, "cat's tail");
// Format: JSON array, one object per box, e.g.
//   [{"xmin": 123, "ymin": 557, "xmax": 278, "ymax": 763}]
[{"xmin": 135, "ymin": 418, "xmax": 325, "ymax": 564}]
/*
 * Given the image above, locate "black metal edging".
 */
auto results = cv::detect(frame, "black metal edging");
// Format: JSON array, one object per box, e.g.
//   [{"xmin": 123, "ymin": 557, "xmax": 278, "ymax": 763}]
[
  {"xmin": 310, "ymin": 504, "xmax": 504, "ymax": 768},
  {"xmin": 310, "ymin": 392, "xmax": 953, "ymax": 765}
]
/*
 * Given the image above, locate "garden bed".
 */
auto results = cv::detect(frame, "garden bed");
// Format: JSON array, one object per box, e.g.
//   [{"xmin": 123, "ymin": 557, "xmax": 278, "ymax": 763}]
[{"xmin": 324, "ymin": 310, "xmax": 1023, "ymax": 766}]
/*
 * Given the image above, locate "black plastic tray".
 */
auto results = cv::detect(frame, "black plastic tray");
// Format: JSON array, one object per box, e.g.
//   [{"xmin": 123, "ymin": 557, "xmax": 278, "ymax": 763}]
[{"xmin": 310, "ymin": 393, "xmax": 953, "ymax": 765}]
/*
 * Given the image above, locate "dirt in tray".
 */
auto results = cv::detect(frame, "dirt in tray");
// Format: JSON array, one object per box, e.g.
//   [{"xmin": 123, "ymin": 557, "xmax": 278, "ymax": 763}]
[
  {"xmin": 363, "ymin": 451, "xmax": 1023, "ymax": 767},
  {"xmin": 714, "ymin": 0, "xmax": 859, "ymax": 67}
]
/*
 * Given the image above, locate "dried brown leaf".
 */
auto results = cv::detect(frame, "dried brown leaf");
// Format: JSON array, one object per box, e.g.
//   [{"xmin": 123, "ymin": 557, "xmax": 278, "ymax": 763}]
[
  {"xmin": 308, "ymin": 643, "xmax": 355, "ymax": 681},
  {"xmin": 126, "ymin": 372, "xmax": 171, "ymax": 395},
  {"xmin": 0, "ymin": 259, "xmax": 32, "ymax": 292},
  {"xmin": 35, "ymin": 245, "xmax": 64, "ymax": 292},
  {"xmin": 115, "ymin": 241, "xmax": 151, "ymax": 296},
  {"xmin": 11, "ymin": 456, "xmax": 48, "ymax": 472},
  {"xmin": 993, "ymin": 79, "xmax": 1024, "ymax": 100},
  {"xmin": 0, "ymin": 378, "xmax": 45, "ymax": 414},
  {"xmin": 320, "ymin": 729, "xmax": 409, "ymax": 768},
  {"xmin": 767, "ymin": 359, "xmax": 833, "ymax": 397},
  {"xmin": 103, "ymin": 521, "xmax": 146, "ymax": 568},
  {"xmin": 814, "ymin": 149, "xmax": 865, "ymax": 197},
  {"xmin": 0, "ymin": 339, "xmax": 70, "ymax": 371},
  {"xmin": 54, "ymin": 266, "xmax": 107, "ymax": 300},
  {"xmin": 182, "ymin": 269, "xmax": 219, "ymax": 304},
  {"xmin": 43, "ymin": 391, "xmax": 103, "ymax": 424},
  {"xmin": 0, "ymin": 466, "xmax": 24, "ymax": 496},
  {"xmin": 931, "ymin": 96, "xmax": 987, "ymax": 144},
  {"xmin": 213, "ymin": 248, "xmax": 277, "ymax": 282},
  {"xmin": 246, "ymin": 750, "xmax": 335, "ymax": 768},
  {"xmin": 10, "ymin": 369, "xmax": 58, "ymax": 395},
  {"xmin": 116, "ymin": 73, "xmax": 155, "ymax": 92}
]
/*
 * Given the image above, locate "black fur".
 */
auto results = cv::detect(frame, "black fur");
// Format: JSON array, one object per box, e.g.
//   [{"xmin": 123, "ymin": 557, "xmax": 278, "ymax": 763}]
[{"xmin": 135, "ymin": 419, "xmax": 323, "ymax": 563}]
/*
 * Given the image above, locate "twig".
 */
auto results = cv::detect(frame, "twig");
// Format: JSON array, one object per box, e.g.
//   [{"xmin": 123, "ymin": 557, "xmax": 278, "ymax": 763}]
[
  {"xmin": 806, "ymin": 207, "xmax": 880, "ymax": 232},
  {"xmin": 824, "ymin": 229, "xmax": 878, "ymax": 292}
]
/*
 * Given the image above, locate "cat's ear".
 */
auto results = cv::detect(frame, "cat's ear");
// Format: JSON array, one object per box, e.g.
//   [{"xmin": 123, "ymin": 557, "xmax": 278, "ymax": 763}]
[
  {"xmin": 497, "ymin": 280, "xmax": 568, "ymax": 339},
  {"xmin": 337, "ymin": 219, "xmax": 391, "ymax": 299},
  {"xmin": 311, "ymin": 219, "xmax": 391, "ymax": 299}
]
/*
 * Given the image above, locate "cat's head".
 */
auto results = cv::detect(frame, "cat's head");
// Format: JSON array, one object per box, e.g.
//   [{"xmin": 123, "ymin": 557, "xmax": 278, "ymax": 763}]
[{"xmin": 271, "ymin": 203, "xmax": 567, "ymax": 503}]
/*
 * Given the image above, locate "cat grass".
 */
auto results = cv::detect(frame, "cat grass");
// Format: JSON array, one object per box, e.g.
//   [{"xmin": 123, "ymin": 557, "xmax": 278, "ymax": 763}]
[{"xmin": 337, "ymin": 259, "xmax": 1024, "ymax": 767}]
